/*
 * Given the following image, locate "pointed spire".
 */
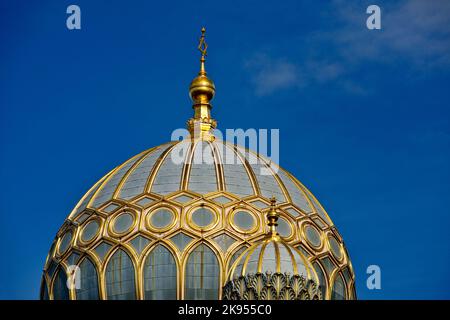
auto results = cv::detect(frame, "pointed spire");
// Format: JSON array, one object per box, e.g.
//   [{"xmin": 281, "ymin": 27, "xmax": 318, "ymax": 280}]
[
  {"xmin": 187, "ymin": 27, "xmax": 217, "ymax": 140},
  {"xmin": 198, "ymin": 27, "xmax": 207, "ymax": 76},
  {"xmin": 267, "ymin": 197, "xmax": 280, "ymax": 236}
]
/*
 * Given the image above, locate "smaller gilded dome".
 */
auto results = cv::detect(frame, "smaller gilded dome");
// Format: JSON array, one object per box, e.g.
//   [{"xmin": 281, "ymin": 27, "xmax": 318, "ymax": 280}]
[
  {"xmin": 223, "ymin": 198, "xmax": 323, "ymax": 300},
  {"xmin": 227, "ymin": 236, "xmax": 315, "ymax": 281}
]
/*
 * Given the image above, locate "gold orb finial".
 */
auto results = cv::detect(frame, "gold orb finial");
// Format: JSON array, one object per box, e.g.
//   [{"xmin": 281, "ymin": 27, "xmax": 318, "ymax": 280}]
[{"xmin": 187, "ymin": 27, "xmax": 217, "ymax": 140}]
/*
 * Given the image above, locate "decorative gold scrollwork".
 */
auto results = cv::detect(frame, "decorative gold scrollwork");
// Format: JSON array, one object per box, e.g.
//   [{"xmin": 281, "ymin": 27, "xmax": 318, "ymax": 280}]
[{"xmin": 222, "ymin": 272, "xmax": 322, "ymax": 300}]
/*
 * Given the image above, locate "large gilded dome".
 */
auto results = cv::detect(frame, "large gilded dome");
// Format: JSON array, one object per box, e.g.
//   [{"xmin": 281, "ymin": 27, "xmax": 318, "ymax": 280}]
[{"xmin": 40, "ymin": 29, "xmax": 356, "ymax": 301}]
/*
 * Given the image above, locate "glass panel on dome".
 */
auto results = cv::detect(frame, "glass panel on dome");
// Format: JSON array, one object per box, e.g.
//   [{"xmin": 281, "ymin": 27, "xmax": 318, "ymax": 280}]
[
  {"xmin": 351, "ymin": 284, "xmax": 357, "ymax": 300},
  {"xmin": 73, "ymin": 177, "xmax": 106, "ymax": 217},
  {"xmin": 53, "ymin": 268, "xmax": 69, "ymax": 300},
  {"xmin": 185, "ymin": 244, "xmax": 219, "ymax": 300},
  {"xmin": 328, "ymin": 236, "xmax": 342, "ymax": 260},
  {"xmin": 292, "ymin": 250, "xmax": 308, "ymax": 277},
  {"xmin": 216, "ymin": 143, "xmax": 254, "ymax": 197},
  {"xmin": 296, "ymin": 245, "xmax": 311, "ymax": 258},
  {"xmin": 245, "ymin": 244, "xmax": 263, "ymax": 275},
  {"xmin": 228, "ymin": 246, "xmax": 247, "ymax": 272},
  {"xmin": 143, "ymin": 245, "xmax": 177, "ymax": 300},
  {"xmin": 135, "ymin": 197, "xmax": 154, "ymax": 207},
  {"xmin": 91, "ymin": 154, "xmax": 142, "ymax": 208},
  {"xmin": 313, "ymin": 217, "xmax": 327, "ymax": 229},
  {"xmin": 233, "ymin": 211, "xmax": 255, "ymax": 231},
  {"xmin": 320, "ymin": 256, "xmax": 335, "ymax": 276},
  {"xmin": 40, "ymin": 277, "xmax": 49, "ymax": 300},
  {"xmin": 47, "ymin": 260, "xmax": 57, "ymax": 280},
  {"xmin": 313, "ymin": 261, "xmax": 327, "ymax": 297},
  {"xmin": 46, "ymin": 242, "xmax": 56, "ymax": 265},
  {"xmin": 211, "ymin": 195, "xmax": 233, "ymax": 204},
  {"xmin": 119, "ymin": 147, "xmax": 168, "ymax": 200},
  {"xmin": 306, "ymin": 190, "xmax": 331, "ymax": 224},
  {"xmin": 76, "ymin": 258, "xmax": 99, "ymax": 300},
  {"xmin": 81, "ymin": 220, "xmax": 99, "ymax": 242},
  {"xmin": 75, "ymin": 213, "xmax": 90, "ymax": 224},
  {"xmin": 66, "ymin": 251, "xmax": 80, "ymax": 266},
  {"xmin": 331, "ymin": 274, "xmax": 346, "ymax": 300},
  {"xmin": 342, "ymin": 266, "xmax": 352, "ymax": 285},
  {"xmin": 106, "ymin": 250, "xmax": 136, "ymax": 300},
  {"xmin": 277, "ymin": 169, "xmax": 312, "ymax": 213},
  {"xmin": 249, "ymin": 200, "xmax": 269, "ymax": 209},
  {"xmin": 237, "ymin": 148, "xmax": 286, "ymax": 202},
  {"xmin": 261, "ymin": 242, "xmax": 277, "ymax": 273},
  {"xmin": 278, "ymin": 244, "xmax": 294, "ymax": 274},
  {"xmin": 212, "ymin": 233, "xmax": 236, "ymax": 252},
  {"xmin": 169, "ymin": 232, "xmax": 194, "ymax": 252},
  {"xmin": 305, "ymin": 224, "xmax": 321, "ymax": 248},
  {"xmin": 113, "ymin": 212, "xmax": 134, "ymax": 234},
  {"xmin": 277, "ymin": 218, "xmax": 291, "ymax": 238},
  {"xmin": 285, "ymin": 207, "xmax": 300, "ymax": 217},
  {"xmin": 150, "ymin": 208, "xmax": 174, "ymax": 229},
  {"xmin": 191, "ymin": 207, "xmax": 214, "ymax": 228},
  {"xmin": 103, "ymin": 203, "xmax": 120, "ymax": 213},
  {"xmin": 151, "ymin": 142, "xmax": 188, "ymax": 195},
  {"xmin": 94, "ymin": 242, "xmax": 112, "ymax": 262},
  {"xmin": 188, "ymin": 142, "xmax": 218, "ymax": 194},
  {"xmin": 58, "ymin": 231, "xmax": 72, "ymax": 255},
  {"xmin": 172, "ymin": 195, "xmax": 194, "ymax": 203},
  {"xmin": 129, "ymin": 236, "xmax": 151, "ymax": 255}
]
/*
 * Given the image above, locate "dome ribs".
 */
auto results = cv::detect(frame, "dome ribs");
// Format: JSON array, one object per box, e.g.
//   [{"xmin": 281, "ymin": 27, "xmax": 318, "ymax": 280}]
[
  {"xmin": 180, "ymin": 139, "xmax": 197, "ymax": 191},
  {"xmin": 87, "ymin": 150, "xmax": 148, "ymax": 209},
  {"xmin": 185, "ymin": 140, "xmax": 219, "ymax": 194},
  {"xmin": 68, "ymin": 172, "xmax": 111, "ymax": 220},
  {"xmin": 149, "ymin": 141, "xmax": 191, "ymax": 195},
  {"xmin": 226, "ymin": 142, "xmax": 260, "ymax": 196},
  {"xmin": 280, "ymin": 241, "xmax": 299, "ymax": 275},
  {"xmin": 112, "ymin": 145, "xmax": 161, "ymax": 200},
  {"xmin": 144, "ymin": 141, "xmax": 180, "ymax": 195},
  {"xmin": 42, "ymin": 26, "xmax": 356, "ymax": 301},
  {"xmin": 209, "ymin": 141, "xmax": 226, "ymax": 192},
  {"xmin": 234, "ymin": 145, "xmax": 286, "ymax": 203},
  {"xmin": 253, "ymin": 155, "xmax": 292, "ymax": 206},
  {"xmin": 218, "ymin": 141, "xmax": 255, "ymax": 197},
  {"xmin": 274, "ymin": 241, "xmax": 281, "ymax": 274}
]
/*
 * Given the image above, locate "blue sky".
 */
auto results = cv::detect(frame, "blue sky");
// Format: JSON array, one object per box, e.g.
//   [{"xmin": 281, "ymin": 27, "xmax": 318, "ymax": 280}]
[{"xmin": 1, "ymin": 0, "xmax": 449, "ymax": 299}]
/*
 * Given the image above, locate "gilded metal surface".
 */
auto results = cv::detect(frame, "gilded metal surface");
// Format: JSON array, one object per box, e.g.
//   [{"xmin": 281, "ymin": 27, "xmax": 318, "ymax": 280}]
[
  {"xmin": 188, "ymin": 27, "xmax": 217, "ymax": 140},
  {"xmin": 40, "ymin": 28, "xmax": 356, "ymax": 300},
  {"xmin": 41, "ymin": 140, "xmax": 356, "ymax": 300},
  {"xmin": 222, "ymin": 199, "xmax": 323, "ymax": 300},
  {"xmin": 222, "ymin": 272, "xmax": 322, "ymax": 300}
]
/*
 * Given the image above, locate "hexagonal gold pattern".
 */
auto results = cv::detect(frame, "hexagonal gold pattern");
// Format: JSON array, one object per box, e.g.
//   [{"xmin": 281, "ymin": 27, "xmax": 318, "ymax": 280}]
[{"xmin": 41, "ymin": 139, "xmax": 356, "ymax": 300}]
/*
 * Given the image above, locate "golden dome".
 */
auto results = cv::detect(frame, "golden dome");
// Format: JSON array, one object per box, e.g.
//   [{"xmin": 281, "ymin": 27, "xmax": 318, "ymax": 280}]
[{"xmin": 40, "ymin": 28, "xmax": 356, "ymax": 301}]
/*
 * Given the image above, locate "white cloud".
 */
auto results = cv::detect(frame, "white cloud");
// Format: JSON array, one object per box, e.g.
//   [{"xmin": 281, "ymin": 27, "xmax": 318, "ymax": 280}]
[
  {"xmin": 245, "ymin": 54, "xmax": 299, "ymax": 96},
  {"xmin": 245, "ymin": 0, "xmax": 450, "ymax": 96},
  {"xmin": 332, "ymin": 0, "xmax": 450, "ymax": 68}
]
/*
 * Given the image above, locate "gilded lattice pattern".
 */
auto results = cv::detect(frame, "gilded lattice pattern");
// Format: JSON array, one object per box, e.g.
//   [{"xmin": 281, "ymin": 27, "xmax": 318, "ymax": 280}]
[{"xmin": 40, "ymin": 29, "xmax": 356, "ymax": 300}]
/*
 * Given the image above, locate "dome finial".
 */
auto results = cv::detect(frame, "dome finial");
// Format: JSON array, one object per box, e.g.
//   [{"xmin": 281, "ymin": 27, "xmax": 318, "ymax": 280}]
[
  {"xmin": 198, "ymin": 27, "xmax": 207, "ymax": 75},
  {"xmin": 267, "ymin": 197, "xmax": 280, "ymax": 236},
  {"xmin": 187, "ymin": 27, "xmax": 217, "ymax": 140}
]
